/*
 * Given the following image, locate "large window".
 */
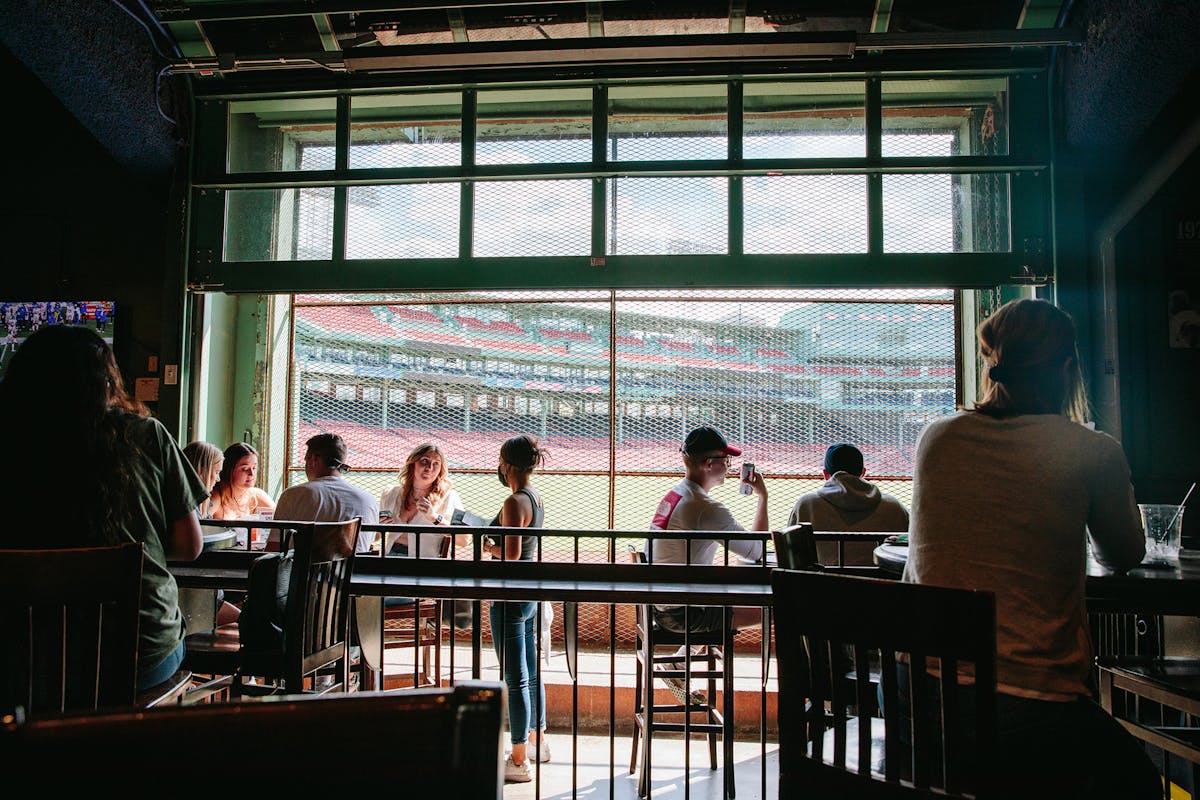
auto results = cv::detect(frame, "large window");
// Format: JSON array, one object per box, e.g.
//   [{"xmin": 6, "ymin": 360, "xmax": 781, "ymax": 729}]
[
  {"xmin": 199, "ymin": 74, "xmax": 1037, "ymax": 288},
  {"xmin": 278, "ymin": 290, "xmax": 955, "ymax": 536}
]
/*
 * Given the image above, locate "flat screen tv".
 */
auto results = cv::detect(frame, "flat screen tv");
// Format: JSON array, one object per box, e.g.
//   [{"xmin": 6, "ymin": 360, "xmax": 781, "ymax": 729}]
[{"xmin": 0, "ymin": 301, "xmax": 115, "ymax": 377}]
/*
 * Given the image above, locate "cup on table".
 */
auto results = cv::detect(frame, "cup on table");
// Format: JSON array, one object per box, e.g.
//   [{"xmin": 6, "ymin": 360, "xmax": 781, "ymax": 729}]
[
  {"xmin": 252, "ymin": 510, "xmax": 273, "ymax": 549},
  {"xmin": 1139, "ymin": 503, "xmax": 1184, "ymax": 565}
]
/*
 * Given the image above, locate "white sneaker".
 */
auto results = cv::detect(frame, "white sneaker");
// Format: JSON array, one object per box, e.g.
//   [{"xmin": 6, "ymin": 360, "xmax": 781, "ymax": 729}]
[
  {"xmin": 534, "ymin": 737, "xmax": 552, "ymax": 763},
  {"xmin": 504, "ymin": 755, "xmax": 532, "ymax": 783},
  {"xmin": 656, "ymin": 661, "xmax": 706, "ymax": 706}
]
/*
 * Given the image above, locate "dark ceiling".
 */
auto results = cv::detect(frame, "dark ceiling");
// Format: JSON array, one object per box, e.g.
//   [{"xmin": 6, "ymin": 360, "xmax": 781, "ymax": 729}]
[{"xmin": 0, "ymin": 0, "xmax": 1196, "ymax": 183}]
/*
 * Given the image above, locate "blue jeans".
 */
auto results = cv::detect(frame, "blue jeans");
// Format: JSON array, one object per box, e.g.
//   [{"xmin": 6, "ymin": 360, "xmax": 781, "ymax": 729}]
[
  {"xmin": 137, "ymin": 640, "xmax": 185, "ymax": 691},
  {"xmin": 490, "ymin": 600, "xmax": 546, "ymax": 745},
  {"xmin": 887, "ymin": 663, "xmax": 1161, "ymax": 799}
]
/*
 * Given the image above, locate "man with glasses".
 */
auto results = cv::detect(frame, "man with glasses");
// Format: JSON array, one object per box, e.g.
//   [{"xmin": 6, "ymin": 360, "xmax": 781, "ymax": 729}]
[{"xmin": 646, "ymin": 426, "xmax": 769, "ymax": 703}]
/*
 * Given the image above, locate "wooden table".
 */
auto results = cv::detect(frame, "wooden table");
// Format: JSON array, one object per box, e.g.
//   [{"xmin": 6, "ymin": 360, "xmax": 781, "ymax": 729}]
[{"xmin": 873, "ymin": 542, "xmax": 1200, "ymax": 616}]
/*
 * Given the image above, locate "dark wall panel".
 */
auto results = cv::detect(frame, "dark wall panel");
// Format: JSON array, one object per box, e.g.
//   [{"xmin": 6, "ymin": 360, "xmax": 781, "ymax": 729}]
[{"xmin": 0, "ymin": 47, "xmax": 180, "ymax": 426}]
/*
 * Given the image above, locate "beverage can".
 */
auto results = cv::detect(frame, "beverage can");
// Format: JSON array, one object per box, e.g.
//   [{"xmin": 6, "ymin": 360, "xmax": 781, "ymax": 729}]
[{"xmin": 739, "ymin": 462, "xmax": 755, "ymax": 495}]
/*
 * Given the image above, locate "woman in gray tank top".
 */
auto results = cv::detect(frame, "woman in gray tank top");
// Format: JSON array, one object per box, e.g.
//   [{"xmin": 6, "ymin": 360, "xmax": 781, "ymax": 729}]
[{"xmin": 485, "ymin": 435, "xmax": 549, "ymax": 783}]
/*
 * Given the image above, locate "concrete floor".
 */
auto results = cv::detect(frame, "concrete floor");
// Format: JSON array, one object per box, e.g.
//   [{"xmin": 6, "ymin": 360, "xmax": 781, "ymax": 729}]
[
  {"xmin": 503, "ymin": 731, "xmax": 779, "ymax": 800},
  {"xmin": 383, "ymin": 642, "xmax": 780, "ymax": 798}
]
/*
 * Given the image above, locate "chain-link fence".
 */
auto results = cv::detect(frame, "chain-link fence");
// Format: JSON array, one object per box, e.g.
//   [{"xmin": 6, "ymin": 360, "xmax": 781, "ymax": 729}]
[{"xmin": 278, "ymin": 289, "xmax": 957, "ymax": 650}]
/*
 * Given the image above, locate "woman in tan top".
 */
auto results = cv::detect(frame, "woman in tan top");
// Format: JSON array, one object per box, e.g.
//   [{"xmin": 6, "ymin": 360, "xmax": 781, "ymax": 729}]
[
  {"xmin": 208, "ymin": 442, "xmax": 276, "ymax": 521},
  {"xmin": 904, "ymin": 299, "xmax": 1158, "ymax": 798}
]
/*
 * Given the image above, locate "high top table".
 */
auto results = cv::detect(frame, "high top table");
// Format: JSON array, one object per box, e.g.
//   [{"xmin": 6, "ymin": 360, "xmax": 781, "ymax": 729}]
[{"xmin": 873, "ymin": 542, "xmax": 1200, "ymax": 616}]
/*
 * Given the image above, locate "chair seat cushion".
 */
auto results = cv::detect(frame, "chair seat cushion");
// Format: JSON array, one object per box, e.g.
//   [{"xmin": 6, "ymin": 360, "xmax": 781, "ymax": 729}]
[{"xmin": 182, "ymin": 625, "xmax": 241, "ymax": 675}]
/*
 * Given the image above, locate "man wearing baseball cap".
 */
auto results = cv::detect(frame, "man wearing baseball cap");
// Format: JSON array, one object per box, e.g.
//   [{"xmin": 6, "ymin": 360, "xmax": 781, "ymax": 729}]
[{"xmin": 646, "ymin": 425, "xmax": 769, "ymax": 703}]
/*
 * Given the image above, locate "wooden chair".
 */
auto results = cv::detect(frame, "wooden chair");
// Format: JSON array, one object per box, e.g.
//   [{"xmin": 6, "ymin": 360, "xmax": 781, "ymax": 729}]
[
  {"xmin": 774, "ymin": 524, "xmax": 881, "ymax": 717},
  {"xmin": 182, "ymin": 519, "xmax": 360, "ymax": 698},
  {"xmin": 382, "ymin": 533, "xmax": 451, "ymax": 687},
  {"xmin": 1098, "ymin": 655, "xmax": 1199, "ymax": 795},
  {"xmin": 772, "ymin": 524, "xmax": 819, "ymax": 570},
  {"xmin": 1, "ymin": 682, "xmax": 506, "ymax": 795},
  {"xmin": 628, "ymin": 549, "xmax": 737, "ymax": 799},
  {"xmin": 772, "ymin": 569, "xmax": 996, "ymax": 799},
  {"xmin": 0, "ymin": 543, "xmax": 143, "ymax": 716}
]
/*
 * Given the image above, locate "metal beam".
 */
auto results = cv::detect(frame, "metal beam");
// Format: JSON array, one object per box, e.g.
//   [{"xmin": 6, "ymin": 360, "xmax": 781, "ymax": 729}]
[
  {"xmin": 196, "ymin": 253, "xmax": 1021, "ymax": 294},
  {"xmin": 586, "ymin": 2, "xmax": 604, "ymax": 38},
  {"xmin": 165, "ymin": 20, "xmax": 215, "ymax": 58},
  {"xmin": 447, "ymin": 8, "xmax": 468, "ymax": 43},
  {"xmin": 192, "ymin": 155, "xmax": 1048, "ymax": 190},
  {"xmin": 1016, "ymin": 0, "xmax": 1066, "ymax": 29},
  {"xmin": 856, "ymin": 28, "xmax": 1080, "ymax": 50},
  {"xmin": 169, "ymin": 29, "xmax": 1080, "ymax": 79},
  {"xmin": 729, "ymin": 0, "xmax": 746, "ymax": 35},
  {"xmin": 870, "ymin": 0, "xmax": 893, "ymax": 34},
  {"xmin": 313, "ymin": 14, "xmax": 341, "ymax": 51},
  {"xmin": 343, "ymin": 32, "xmax": 856, "ymax": 73},
  {"xmin": 155, "ymin": 0, "xmax": 629, "ymax": 24}
]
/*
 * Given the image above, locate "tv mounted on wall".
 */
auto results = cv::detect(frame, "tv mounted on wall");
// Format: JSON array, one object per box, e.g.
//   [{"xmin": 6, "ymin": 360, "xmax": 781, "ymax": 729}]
[{"xmin": 0, "ymin": 300, "xmax": 115, "ymax": 377}]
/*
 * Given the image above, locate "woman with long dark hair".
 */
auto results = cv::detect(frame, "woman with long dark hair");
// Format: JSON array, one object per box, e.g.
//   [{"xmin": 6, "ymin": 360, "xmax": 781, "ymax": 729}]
[
  {"xmin": 208, "ymin": 442, "xmax": 275, "ymax": 521},
  {"xmin": 904, "ymin": 299, "xmax": 1158, "ymax": 797},
  {"xmin": 485, "ymin": 435, "xmax": 550, "ymax": 783},
  {"xmin": 0, "ymin": 326, "xmax": 206, "ymax": 691}
]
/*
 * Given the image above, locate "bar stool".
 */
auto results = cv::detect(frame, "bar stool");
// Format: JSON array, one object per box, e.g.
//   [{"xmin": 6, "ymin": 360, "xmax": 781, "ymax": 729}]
[{"xmin": 629, "ymin": 550, "xmax": 738, "ymax": 799}]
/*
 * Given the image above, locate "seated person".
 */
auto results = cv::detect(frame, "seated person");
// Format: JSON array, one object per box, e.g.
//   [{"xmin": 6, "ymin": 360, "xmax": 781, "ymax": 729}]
[
  {"xmin": 646, "ymin": 426, "xmax": 766, "ymax": 703},
  {"xmin": 271, "ymin": 433, "xmax": 377, "ymax": 553},
  {"xmin": 379, "ymin": 443, "xmax": 467, "ymax": 557},
  {"xmin": 0, "ymin": 326, "xmax": 205, "ymax": 692},
  {"xmin": 903, "ymin": 299, "xmax": 1158, "ymax": 798},
  {"xmin": 208, "ymin": 442, "xmax": 276, "ymax": 521},
  {"xmin": 182, "ymin": 441, "xmax": 241, "ymax": 627},
  {"xmin": 788, "ymin": 442, "xmax": 909, "ymax": 566}
]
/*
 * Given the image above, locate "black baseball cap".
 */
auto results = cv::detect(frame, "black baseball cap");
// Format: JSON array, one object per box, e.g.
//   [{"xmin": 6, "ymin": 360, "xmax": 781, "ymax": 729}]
[
  {"xmin": 824, "ymin": 443, "xmax": 864, "ymax": 475},
  {"xmin": 681, "ymin": 426, "xmax": 742, "ymax": 457}
]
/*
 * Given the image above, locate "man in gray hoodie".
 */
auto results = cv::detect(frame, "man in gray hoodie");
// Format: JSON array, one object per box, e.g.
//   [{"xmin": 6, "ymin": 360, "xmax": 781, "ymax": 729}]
[{"xmin": 787, "ymin": 443, "xmax": 909, "ymax": 566}]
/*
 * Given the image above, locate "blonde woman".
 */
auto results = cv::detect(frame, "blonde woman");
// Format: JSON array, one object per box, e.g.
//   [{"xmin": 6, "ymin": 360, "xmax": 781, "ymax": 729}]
[
  {"xmin": 182, "ymin": 440, "xmax": 241, "ymax": 626},
  {"xmin": 182, "ymin": 441, "xmax": 223, "ymax": 519},
  {"xmin": 379, "ymin": 443, "xmax": 466, "ymax": 557}
]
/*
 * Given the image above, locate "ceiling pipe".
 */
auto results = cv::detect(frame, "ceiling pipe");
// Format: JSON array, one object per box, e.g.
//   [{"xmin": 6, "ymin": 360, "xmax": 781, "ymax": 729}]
[
  {"xmin": 1092, "ymin": 111, "xmax": 1200, "ymax": 441},
  {"xmin": 167, "ymin": 28, "xmax": 1082, "ymax": 76}
]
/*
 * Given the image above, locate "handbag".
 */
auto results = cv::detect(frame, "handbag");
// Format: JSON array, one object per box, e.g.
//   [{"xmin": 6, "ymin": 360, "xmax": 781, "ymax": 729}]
[{"xmin": 238, "ymin": 551, "xmax": 293, "ymax": 652}]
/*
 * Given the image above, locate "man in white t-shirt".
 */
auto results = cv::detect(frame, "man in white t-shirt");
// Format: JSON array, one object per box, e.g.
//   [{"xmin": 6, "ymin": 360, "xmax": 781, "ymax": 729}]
[
  {"xmin": 271, "ymin": 433, "xmax": 379, "ymax": 553},
  {"xmin": 647, "ymin": 425, "xmax": 769, "ymax": 621}
]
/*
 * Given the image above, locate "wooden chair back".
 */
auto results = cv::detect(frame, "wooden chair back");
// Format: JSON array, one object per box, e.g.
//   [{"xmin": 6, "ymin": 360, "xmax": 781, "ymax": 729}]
[
  {"xmin": 1, "ymin": 682, "xmax": 506, "ymax": 795},
  {"xmin": 241, "ymin": 518, "xmax": 360, "ymax": 689},
  {"xmin": 772, "ymin": 524, "xmax": 820, "ymax": 571},
  {"xmin": 772, "ymin": 569, "xmax": 997, "ymax": 799},
  {"xmin": 0, "ymin": 543, "xmax": 143, "ymax": 716}
]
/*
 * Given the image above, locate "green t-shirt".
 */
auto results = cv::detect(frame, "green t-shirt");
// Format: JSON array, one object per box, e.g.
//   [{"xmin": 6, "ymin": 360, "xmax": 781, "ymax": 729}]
[{"xmin": 122, "ymin": 416, "xmax": 208, "ymax": 671}]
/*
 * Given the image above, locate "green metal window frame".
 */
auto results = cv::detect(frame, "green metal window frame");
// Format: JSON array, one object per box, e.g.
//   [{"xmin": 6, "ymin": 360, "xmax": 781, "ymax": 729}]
[{"xmin": 187, "ymin": 68, "xmax": 1049, "ymax": 294}]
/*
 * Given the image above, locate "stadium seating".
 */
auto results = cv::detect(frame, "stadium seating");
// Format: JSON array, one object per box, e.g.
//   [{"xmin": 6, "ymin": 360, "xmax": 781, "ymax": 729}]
[
  {"xmin": 389, "ymin": 306, "xmax": 445, "ymax": 326},
  {"xmin": 539, "ymin": 328, "xmax": 594, "ymax": 343},
  {"xmin": 296, "ymin": 306, "xmax": 400, "ymax": 340}
]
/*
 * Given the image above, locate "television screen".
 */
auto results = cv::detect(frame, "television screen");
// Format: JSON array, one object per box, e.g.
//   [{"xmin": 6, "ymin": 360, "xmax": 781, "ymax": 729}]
[{"xmin": 0, "ymin": 301, "xmax": 115, "ymax": 376}]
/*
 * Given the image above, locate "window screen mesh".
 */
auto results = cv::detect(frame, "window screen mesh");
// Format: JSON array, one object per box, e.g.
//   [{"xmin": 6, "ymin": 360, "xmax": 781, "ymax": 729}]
[
  {"xmin": 288, "ymin": 290, "xmax": 954, "ymax": 516},
  {"xmin": 284, "ymin": 290, "xmax": 956, "ymax": 643},
  {"xmin": 346, "ymin": 184, "xmax": 460, "ymax": 258}
]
